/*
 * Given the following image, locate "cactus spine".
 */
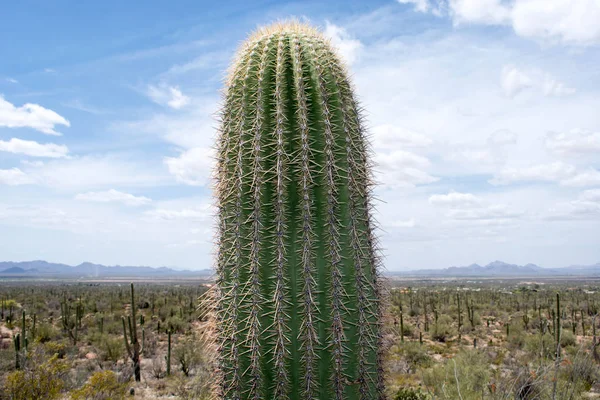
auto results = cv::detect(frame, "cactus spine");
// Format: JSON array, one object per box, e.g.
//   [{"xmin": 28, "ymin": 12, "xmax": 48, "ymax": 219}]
[{"xmin": 214, "ymin": 22, "xmax": 383, "ymax": 400}]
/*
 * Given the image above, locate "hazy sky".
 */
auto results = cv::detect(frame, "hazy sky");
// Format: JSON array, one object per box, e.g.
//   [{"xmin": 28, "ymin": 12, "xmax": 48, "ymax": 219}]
[{"xmin": 1, "ymin": 0, "xmax": 599, "ymax": 270}]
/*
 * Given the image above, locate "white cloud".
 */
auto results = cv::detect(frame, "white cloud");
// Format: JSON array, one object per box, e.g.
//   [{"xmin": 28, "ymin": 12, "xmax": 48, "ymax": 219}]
[
  {"xmin": 581, "ymin": 189, "xmax": 600, "ymax": 203},
  {"xmin": 429, "ymin": 191, "xmax": 523, "ymax": 225},
  {"xmin": 542, "ymin": 76, "xmax": 576, "ymax": 96},
  {"xmin": 0, "ymin": 95, "xmax": 70, "ymax": 135},
  {"xmin": 546, "ymin": 129, "xmax": 600, "ymax": 155},
  {"xmin": 560, "ymin": 169, "xmax": 600, "ymax": 187},
  {"xmin": 376, "ymin": 150, "xmax": 438, "ymax": 188},
  {"xmin": 6, "ymin": 78, "xmax": 18, "ymax": 84},
  {"xmin": 491, "ymin": 161, "xmax": 576, "ymax": 185},
  {"xmin": 501, "ymin": 66, "xmax": 532, "ymax": 97},
  {"xmin": 501, "ymin": 66, "xmax": 575, "ymax": 98},
  {"xmin": 400, "ymin": 0, "xmax": 600, "ymax": 46},
  {"xmin": 512, "ymin": 0, "xmax": 600, "ymax": 46},
  {"xmin": 546, "ymin": 189, "xmax": 600, "ymax": 220},
  {"xmin": 372, "ymin": 124, "xmax": 433, "ymax": 148},
  {"xmin": 0, "ymin": 168, "xmax": 34, "ymax": 185},
  {"xmin": 324, "ymin": 22, "xmax": 363, "ymax": 65},
  {"xmin": 22, "ymin": 155, "xmax": 169, "ymax": 190},
  {"xmin": 492, "ymin": 162, "xmax": 600, "ymax": 188},
  {"xmin": 429, "ymin": 191, "xmax": 483, "ymax": 207},
  {"xmin": 449, "ymin": 0, "xmax": 511, "ymax": 25},
  {"xmin": 397, "ymin": 0, "xmax": 445, "ymax": 15},
  {"xmin": 117, "ymin": 96, "xmax": 218, "ymax": 149},
  {"xmin": 145, "ymin": 207, "xmax": 210, "ymax": 221},
  {"xmin": 0, "ymin": 138, "xmax": 69, "ymax": 158},
  {"xmin": 164, "ymin": 147, "xmax": 214, "ymax": 186},
  {"xmin": 75, "ymin": 189, "xmax": 152, "ymax": 206},
  {"xmin": 388, "ymin": 218, "xmax": 417, "ymax": 228},
  {"xmin": 146, "ymin": 84, "xmax": 190, "ymax": 109}
]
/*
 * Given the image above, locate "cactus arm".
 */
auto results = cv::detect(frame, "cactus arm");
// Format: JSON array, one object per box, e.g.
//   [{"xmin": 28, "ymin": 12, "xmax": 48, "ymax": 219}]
[{"xmin": 122, "ymin": 317, "xmax": 132, "ymax": 357}]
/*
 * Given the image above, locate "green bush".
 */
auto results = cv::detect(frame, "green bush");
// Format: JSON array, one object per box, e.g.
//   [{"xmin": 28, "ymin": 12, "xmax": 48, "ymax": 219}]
[
  {"xmin": 70, "ymin": 370, "xmax": 127, "ymax": 400},
  {"xmin": 432, "ymin": 315, "xmax": 453, "ymax": 342},
  {"xmin": 2, "ymin": 354, "xmax": 69, "ymax": 400},
  {"xmin": 400, "ymin": 343, "xmax": 432, "ymax": 373},
  {"xmin": 560, "ymin": 330, "xmax": 576, "ymax": 348},
  {"xmin": 395, "ymin": 387, "xmax": 429, "ymax": 400}
]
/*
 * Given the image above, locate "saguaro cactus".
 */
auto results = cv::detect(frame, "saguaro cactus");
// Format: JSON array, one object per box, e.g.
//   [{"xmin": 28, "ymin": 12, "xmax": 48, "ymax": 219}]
[
  {"xmin": 214, "ymin": 22, "xmax": 384, "ymax": 400},
  {"xmin": 122, "ymin": 283, "xmax": 144, "ymax": 382}
]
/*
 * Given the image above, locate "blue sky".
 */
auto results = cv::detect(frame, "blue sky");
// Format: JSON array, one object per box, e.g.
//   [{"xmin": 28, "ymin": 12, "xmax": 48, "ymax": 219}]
[{"xmin": 1, "ymin": 0, "xmax": 599, "ymax": 270}]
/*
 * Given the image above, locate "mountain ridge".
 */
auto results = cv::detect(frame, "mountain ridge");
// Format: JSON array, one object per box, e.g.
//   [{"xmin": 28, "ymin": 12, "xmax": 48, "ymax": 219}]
[
  {"xmin": 2, "ymin": 260, "xmax": 600, "ymax": 279},
  {"xmin": 389, "ymin": 260, "xmax": 600, "ymax": 277},
  {"xmin": 0, "ymin": 260, "xmax": 212, "ymax": 278}
]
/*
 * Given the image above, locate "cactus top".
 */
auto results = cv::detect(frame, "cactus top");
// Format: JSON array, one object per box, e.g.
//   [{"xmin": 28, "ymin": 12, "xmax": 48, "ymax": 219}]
[{"xmin": 215, "ymin": 22, "xmax": 384, "ymax": 400}]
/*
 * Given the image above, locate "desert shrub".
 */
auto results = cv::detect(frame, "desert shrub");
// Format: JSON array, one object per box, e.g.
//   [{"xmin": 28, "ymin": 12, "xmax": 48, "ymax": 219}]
[
  {"xmin": 402, "ymin": 322, "xmax": 414, "ymax": 338},
  {"xmin": 423, "ymin": 350, "xmax": 490, "ymax": 399},
  {"xmin": 560, "ymin": 330, "xmax": 576, "ymax": 348},
  {"xmin": 70, "ymin": 370, "xmax": 127, "ymax": 400},
  {"xmin": 166, "ymin": 316, "xmax": 186, "ymax": 333},
  {"xmin": 400, "ymin": 343, "xmax": 432, "ymax": 373},
  {"xmin": 394, "ymin": 387, "xmax": 429, "ymax": 400},
  {"xmin": 43, "ymin": 341, "xmax": 67, "ymax": 359},
  {"xmin": 97, "ymin": 335, "xmax": 123, "ymax": 363},
  {"xmin": 143, "ymin": 331, "xmax": 158, "ymax": 357},
  {"xmin": 524, "ymin": 334, "xmax": 554, "ymax": 360},
  {"xmin": 35, "ymin": 322, "xmax": 58, "ymax": 343},
  {"xmin": 151, "ymin": 356, "xmax": 166, "ymax": 379},
  {"xmin": 173, "ymin": 336, "xmax": 201, "ymax": 376},
  {"xmin": 432, "ymin": 315, "xmax": 453, "ymax": 342},
  {"xmin": 2, "ymin": 354, "xmax": 69, "ymax": 400}
]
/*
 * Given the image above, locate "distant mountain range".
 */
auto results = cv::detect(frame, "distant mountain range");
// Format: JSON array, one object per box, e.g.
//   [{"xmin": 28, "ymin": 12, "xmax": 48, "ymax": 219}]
[
  {"xmin": 0, "ymin": 260, "xmax": 212, "ymax": 279},
  {"xmin": 390, "ymin": 260, "xmax": 600, "ymax": 277},
  {"xmin": 2, "ymin": 260, "xmax": 600, "ymax": 279}
]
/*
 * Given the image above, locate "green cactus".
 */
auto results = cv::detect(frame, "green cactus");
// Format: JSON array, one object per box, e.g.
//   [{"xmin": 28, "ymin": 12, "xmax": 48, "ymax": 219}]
[
  {"xmin": 14, "ymin": 333, "xmax": 21, "ymax": 370},
  {"xmin": 214, "ymin": 22, "xmax": 384, "ymax": 400},
  {"xmin": 122, "ymin": 283, "xmax": 144, "ymax": 382},
  {"xmin": 166, "ymin": 326, "xmax": 172, "ymax": 376}
]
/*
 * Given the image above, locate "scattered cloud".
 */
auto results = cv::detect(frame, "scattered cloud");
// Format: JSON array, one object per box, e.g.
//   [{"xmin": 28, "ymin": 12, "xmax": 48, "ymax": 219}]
[
  {"xmin": 546, "ymin": 129, "xmax": 600, "ymax": 155},
  {"xmin": 501, "ymin": 66, "xmax": 574, "ymax": 98},
  {"xmin": 324, "ymin": 22, "xmax": 363, "ymax": 65},
  {"xmin": 546, "ymin": 189, "xmax": 600, "ymax": 220},
  {"xmin": 387, "ymin": 218, "xmax": 417, "ymax": 228},
  {"xmin": 372, "ymin": 124, "xmax": 433, "ymax": 148},
  {"xmin": 75, "ymin": 189, "xmax": 152, "ymax": 206},
  {"xmin": 0, "ymin": 168, "xmax": 34, "ymax": 185},
  {"xmin": 62, "ymin": 99, "xmax": 106, "ymax": 115},
  {"xmin": 560, "ymin": 169, "xmax": 600, "ymax": 187},
  {"xmin": 376, "ymin": 150, "xmax": 438, "ymax": 188},
  {"xmin": 449, "ymin": 0, "xmax": 511, "ymax": 26},
  {"xmin": 429, "ymin": 191, "xmax": 483, "ymax": 207},
  {"xmin": 164, "ymin": 147, "xmax": 214, "ymax": 186},
  {"xmin": 501, "ymin": 66, "xmax": 532, "ymax": 97},
  {"xmin": 492, "ymin": 162, "xmax": 600, "ymax": 188},
  {"xmin": 397, "ymin": 0, "xmax": 444, "ymax": 15},
  {"xmin": 6, "ymin": 78, "xmax": 18, "ymax": 84},
  {"xmin": 0, "ymin": 138, "xmax": 69, "ymax": 158},
  {"xmin": 0, "ymin": 95, "xmax": 70, "ymax": 135},
  {"xmin": 22, "ymin": 155, "xmax": 169, "ymax": 190},
  {"xmin": 429, "ymin": 191, "xmax": 523, "ymax": 225},
  {"xmin": 145, "ymin": 83, "xmax": 190, "ymax": 109},
  {"xmin": 145, "ymin": 207, "xmax": 210, "ymax": 221},
  {"xmin": 399, "ymin": 0, "xmax": 600, "ymax": 46},
  {"xmin": 542, "ymin": 76, "xmax": 576, "ymax": 97}
]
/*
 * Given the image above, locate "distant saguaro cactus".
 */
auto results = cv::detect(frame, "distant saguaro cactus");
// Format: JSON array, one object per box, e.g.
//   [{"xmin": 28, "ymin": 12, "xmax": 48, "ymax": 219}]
[
  {"xmin": 214, "ymin": 22, "xmax": 384, "ymax": 400},
  {"xmin": 122, "ymin": 283, "xmax": 144, "ymax": 382}
]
